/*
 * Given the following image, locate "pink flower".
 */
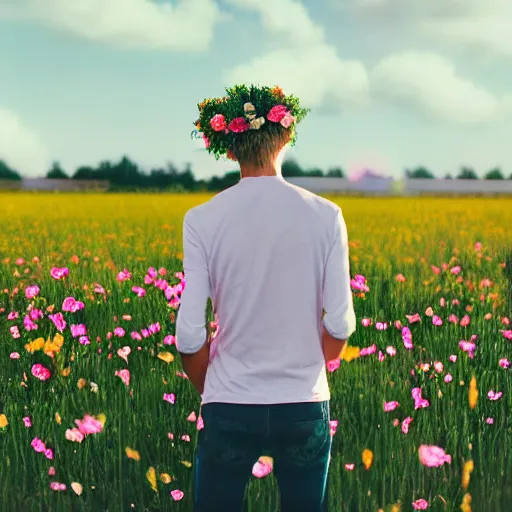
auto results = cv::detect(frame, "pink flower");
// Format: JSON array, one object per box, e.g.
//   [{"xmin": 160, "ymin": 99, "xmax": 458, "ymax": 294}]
[
  {"xmin": 488, "ymin": 390, "xmax": 503, "ymax": 401},
  {"xmin": 50, "ymin": 267, "xmax": 69, "ymax": 280},
  {"xmin": 170, "ymin": 489, "xmax": 184, "ymax": 501},
  {"xmin": 10, "ymin": 326, "xmax": 20, "ymax": 339},
  {"xmin": 376, "ymin": 322, "xmax": 388, "ymax": 330},
  {"xmin": 24, "ymin": 315, "xmax": 38, "ymax": 331},
  {"xmin": 486, "ymin": 417, "xmax": 494, "ymax": 424},
  {"xmin": 501, "ymin": 330, "xmax": 512, "ymax": 340},
  {"xmin": 62, "ymin": 297, "xmax": 85, "ymax": 312},
  {"xmin": 360, "ymin": 344, "xmax": 377, "ymax": 357},
  {"xmin": 197, "ymin": 416, "xmax": 204, "ymax": 431},
  {"xmin": 459, "ymin": 340, "xmax": 476, "ymax": 358},
  {"xmin": 23, "ymin": 416, "xmax": 32, "ymax": 427},
  {"xmin": 448, "ymin": 314, "xmax": 459, "ymax": 324},
  {"xmin": 329, "ymin": 420, "xmax": 338, "ymax": 436},
  {"xmin": 31, "ymin": 364, "xmax": 51, "ymax": 381},
  {"xmin": 187, "ymin": 411, "xmax": 197, "ymax": 422},
  {"xmin": 116, "ymin": 269, "xmax": 132, "ymax": 282},
  {"xmin": 431, "ymin": 265, "xmax": 441, "ymax": 275},
  {"xmin": 45, "ymin": 448, "xmax": 54, "ymax": 459},
  {"xmin": 202, "ymin": 133, "xmax": 210, "ymax": 147},
  {"xmin": 48, "ymin": 466, "xmax": 56, "ymax": 476},
  {"xmin": 25, "ymin": 285, "xmax": 40, "ymax": 299},
  {"xmin": 79, "ymin": 336, "xmax": 90, "ymax": 345},
  {"xmin": 210, "ymin": 114, "xmax": 227, "ymax": 132},
  {"xmin": 280, "ymin": 112, "xmax": 295, "ymax": 128},
  {"xmin": 50, "ymin": 482, "xmax": 66, "ymax": 491},
  {"xmin": 71, "ymin": 324, "xmax": 87, "ymax": 337},
  {"xmin": 132, "ymin": 286, "xmax": 146, "ymax": 297},
  {"xmin": 402, "ymin": 327, "xmax": 414, "ymax": 350},
  {"xmin": 378, "ymin": 351, "xmax": 385, "ymax": 362},
  {"xmin": 181, "ymin": 434, "xmax": 190, "ymax": 442},
  {"xmin": 433, "ymin": 361, "xmax": 444, "ymax": 373},
  {"xmin": 418, "ymin": 444, "xmax": 452, "ymax": 467},
  {"xmin": 406, "ymin": 313, "xmax": 421, "ymax": 324},
  {"xmin": 344, "ymin": 463, "xmax": 355, "ymax": 470},
  {"xmin": 7, "ymin": 311, "xmax": 19, "ymax": 320},
  {"xmin": 395, "ymin": 273, "xmax": 406, "ymax": 282},
  {"xmin": 131, "ymin": 332, "xmax": 142, "ymax": 341},
  {"xmin": 449, "ymin": 354, "xmax": 457, "ymax": 363},
  {"xmin": 75, "ymin": 414, "xmax": 103, "ymax": 435},
  {"xmin": 460, "ymin": 315, "xmax": 471, "ymax": 327},
  {"xmin": 65, "ymin": 428, "xmax": 85, "ymax": 443},
  {"xmin": 402, "ymin": 417, "xmax": 413, "ymax": 434},
  {"xmin": 386, "ymin": 346, "xmax": 397, "ymax": 356},
  {"xmin": 499, "ymin": 358, "xmax": 510, "ymax": 368},
  {"xmin": 252, "ymin": 457, "xmax": 273, "ymax": 478},
  {"xmin": 412, "ymin": 498, "xmax": 429, "ymax": 510},
  {"xmin": 432, "ymin": 315, "xmax": 443, "ymax": 326},
  {"xmin": 444, "ymin": 374, "xmax": 453, "ymax": 383},
  {"xmin": 115, "ymin": 369, "xmax": 130, "ymax": 386},
  {"xmin": 450, "ymin": 266, "xmax": 461, "ymax": 275},
  {"xmin": 267, "ymin": 105, "xmax": 288, "ymax": 123},
  {"xmin": 228, "ymin": 117, "xmax": 250, "ymax": 133},
  {"xmin": 411, "ymin": 387, "xmax": 429, "ymax": 409},
  {"xmin": 10, "ymin": 352, "xmax": 20, "ymax": 359},
  {"xmin": 163, "ymin": 393, "xmax": 176, "ymax": 404},
  {"xmin": 29, "ymin": 308, "xmax": 43, "ymax": 321},
  {"xmin": 49, "ymin": 312, "xmax": 66, "ymax": 332},
  {"xmin": 114, "ymin": 327, "xmax": 126, "ymax": 337},
  {"xmin": 384, "ymin": 401, "xmax": 399, "ymax": 412},
  {"xmin": 351, "ymin": 275, "xmax": 370, "ymax": 292},
  {"xmin": 474, "ymin": 242, "xmax": 482, "ymax": 251},
  {"xmin": 361, "ymin": 318, "xmax": 372, "ymax": 327},
  {"xmin": 163, "ymin": 335, "xmax": 176, "ymax": 345},
  {"xmin": 326, "ymin": 359, "xmax": 341, "ymax": 372},
  {"xmin": 31, "ymin": 437, "xmax": 46, "ymax": 453}
]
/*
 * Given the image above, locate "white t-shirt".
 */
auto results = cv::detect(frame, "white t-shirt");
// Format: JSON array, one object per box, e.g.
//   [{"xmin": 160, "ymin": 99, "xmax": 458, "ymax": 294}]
[{"xmin": 175, "ymin": 174, "xmax": 356, "ymax": 405}]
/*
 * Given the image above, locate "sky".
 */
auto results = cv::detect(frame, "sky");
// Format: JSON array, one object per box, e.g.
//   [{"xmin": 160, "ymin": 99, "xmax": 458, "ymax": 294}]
[{"xmin": 1, "ymin": 0, "xmax": 511, "ymax": 179}]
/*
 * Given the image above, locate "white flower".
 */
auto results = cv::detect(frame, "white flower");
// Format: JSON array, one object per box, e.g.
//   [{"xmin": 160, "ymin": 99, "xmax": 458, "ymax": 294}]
[
  {"xmin": 244, "ymin": 102, "xmax": 256, "ymax": 120},
  {"xmin": 250, "ymin": 117, "xmax": 265, "ymax": 130}
]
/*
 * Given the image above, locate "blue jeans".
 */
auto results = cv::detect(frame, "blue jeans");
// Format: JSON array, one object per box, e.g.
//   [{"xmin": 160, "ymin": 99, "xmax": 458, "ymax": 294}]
[{"xmin": 194, "ymin": 401, "xmax": 331, "ymax": 511}]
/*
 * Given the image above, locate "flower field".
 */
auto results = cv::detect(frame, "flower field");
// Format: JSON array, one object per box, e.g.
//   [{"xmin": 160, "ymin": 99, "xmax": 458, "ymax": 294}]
[{"xmin": 0, "ymin": 192, "xmax": 511, "ymax": 512}]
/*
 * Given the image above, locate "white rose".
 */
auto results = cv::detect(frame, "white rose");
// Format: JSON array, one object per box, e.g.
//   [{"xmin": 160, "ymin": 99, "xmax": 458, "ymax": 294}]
[{"xmin": 250, "ymin": 117, "xmax": 265, "ymax": 130}]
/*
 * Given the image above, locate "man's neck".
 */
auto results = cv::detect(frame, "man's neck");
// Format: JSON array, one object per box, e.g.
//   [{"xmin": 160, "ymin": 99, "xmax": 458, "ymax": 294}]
[{"xmin": 239, "ymin": 162, "xmax": 281, "ymax": 179}]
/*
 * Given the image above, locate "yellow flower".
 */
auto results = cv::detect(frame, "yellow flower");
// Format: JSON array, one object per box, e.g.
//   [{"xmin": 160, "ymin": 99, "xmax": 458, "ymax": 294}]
[
  {"xmin": 157, "ymin": 352, "xmax": 174, "ymax": 364},
  {"xmin": 71, "ymin": 482, "xmax": 83, "ymax": 496},
  {"xmin": 362, "ymin": 449, "xmax": 373, "ymax": 470},
  {"xmin": 146, "ymin": 466, "xmax": 157, "ymax": 492},
  {"xmin": 44, "ymin": 333, "xmax": 64, "ymax": 357},
  {"xmin": 341, "ymin": 345, "xmax": 360, "ymax": 362},
  {"xmin": 160, "ymin": 473, "xmax": 172, "ymax": 484},
  {"xmin": 180, "ymin": 460, "xmax": 192, "ymax": 468},
  {"xmin": 460, "ymin": 493, "xmax": 472, "ymax": 512},
  {"xmin": 125, "ymin": 447, "xmax": 140, "ymax": 461},
  {"xmin": 25, "ymin": 337, "xmax": 45, "ymax": 353},
  {"xmin": 468, "ymin": 376, "xmax": 478, "ymax": 409},
  {"xmin": 0, "ymin": 414, "xmax": 8, "ymax": 428},
  {"xmin": 55, "ymin": 412, "xmax": 62, "ymax": 425},
  {"xmin": 461, "ymin": 460, "xmax": 474, "ymax": 489},
  {"xmin": 96, "ymin": 413, "xmax": 107, "ymax": 427}
]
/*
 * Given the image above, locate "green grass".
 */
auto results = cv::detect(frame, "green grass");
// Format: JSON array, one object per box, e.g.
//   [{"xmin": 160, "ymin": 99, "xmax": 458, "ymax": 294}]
[{"xmin": 0, "ymin": 193, "xmax": 511, "ymax": 511}]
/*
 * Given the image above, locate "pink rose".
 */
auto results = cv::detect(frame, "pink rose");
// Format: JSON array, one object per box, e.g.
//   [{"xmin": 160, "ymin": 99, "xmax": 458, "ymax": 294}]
[
  {"xmin": 228, "ymin": 117, "xmax": 250, "ymax": 133},
  {"xmin": 202, "ymin": 133, "xmax": 210, "ymax": 148},
  {"xmin": 267, "ymin": 105, "xmax": 289, "ymax": 123},
  {"xmin": 210, "ymin": 114, "xmax": 227, "ymax": 132},
  {"xmin": 280, "ymin": 112, "xmax": 295, "ymax": 128}
]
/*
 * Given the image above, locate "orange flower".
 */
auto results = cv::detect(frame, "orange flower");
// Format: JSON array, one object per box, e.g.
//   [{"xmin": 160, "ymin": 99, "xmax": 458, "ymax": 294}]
[
  {"xmin": 468, "ymin": 376, "xmax": 478, "ymax": 409},
  {"xmin": 271, "ymin": 85, "xmax": 285, "ymax": 98},
  {"xmin": 462, "ymin": 460, "xmax": 474, "ymax": 489},
  {"xmin": 362, "ymin": 449, "xmax": 374, "ymax": 470}
]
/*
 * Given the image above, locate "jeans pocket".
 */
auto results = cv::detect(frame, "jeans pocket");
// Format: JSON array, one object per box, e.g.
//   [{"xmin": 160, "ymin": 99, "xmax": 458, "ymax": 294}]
[
  {"xmin": 282, "ymin": 419, "xmax": 330, "ymax": 467},
  {"xmin": 202, "ymin": 415, "xmax": 250, "ymax": 465}
]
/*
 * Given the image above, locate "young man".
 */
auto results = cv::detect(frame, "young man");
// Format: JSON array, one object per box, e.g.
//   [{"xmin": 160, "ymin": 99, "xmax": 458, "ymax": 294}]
[{"xmin": 176, "ymin": 85, "xmax": 356, "ymax": 511}]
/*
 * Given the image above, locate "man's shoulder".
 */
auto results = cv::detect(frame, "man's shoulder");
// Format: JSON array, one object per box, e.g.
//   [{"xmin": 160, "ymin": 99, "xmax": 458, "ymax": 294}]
[
  {"xmin": 284, "ymin": 181, "xmax": 341, "ymax": 216},
  {"xmin": 183, "ymin": 185, "xmax": 238, "ymax": 223}
]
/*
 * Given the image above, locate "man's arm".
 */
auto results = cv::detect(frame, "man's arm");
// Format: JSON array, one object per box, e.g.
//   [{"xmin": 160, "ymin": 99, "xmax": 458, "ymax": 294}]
[
  {"xmin": 175, "ymin": 210, "xmax": 212, "ymax": 395},
  {"xmin": 322, "ymin": 208, "xmax": 356, "ymax": 363}
]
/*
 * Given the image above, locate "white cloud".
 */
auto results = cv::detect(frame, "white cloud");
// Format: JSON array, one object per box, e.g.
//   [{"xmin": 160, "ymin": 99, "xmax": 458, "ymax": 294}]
[
  {"xmin": 371, "ymin": 51, "xmax": 502, "ymax": 124},
  {"xmin": 0, "ymin": 0, "xmax": 223, "ymax": 51},
  {"xmin": 227, "ymin": 45, "xmax": 369, "ymax": 109},
  {"xmin": 226, "ymin": 0, "xmax": 324, "ymax": 46},
  {"xmin": 0, "ymin": 107, "xmax": 50, "ymax": 176},
  {"xmin": 345, "ymin": 0, "xmax": 512, "ymax": 57},
  {"xmin": 225, "ymin": 0, "xmax": 370, "ymax": 109}
]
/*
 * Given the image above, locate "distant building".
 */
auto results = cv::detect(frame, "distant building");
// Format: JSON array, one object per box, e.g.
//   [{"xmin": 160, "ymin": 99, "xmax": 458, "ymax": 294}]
[{"xmin": 348, "ymin": 169, "xmax": 389, "ymax": 181}]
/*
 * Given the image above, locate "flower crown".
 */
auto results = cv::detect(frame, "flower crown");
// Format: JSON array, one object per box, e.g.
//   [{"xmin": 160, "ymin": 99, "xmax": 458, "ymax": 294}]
[{"xmin": 191, "ymin": 84, "xmax": 309, "ymax": 161}]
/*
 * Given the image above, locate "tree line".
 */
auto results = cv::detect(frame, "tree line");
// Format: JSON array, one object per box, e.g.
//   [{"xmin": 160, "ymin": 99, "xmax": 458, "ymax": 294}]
[{"xmin": 0, "ymin": 157, "xmax": 511, "ymax": 192}]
